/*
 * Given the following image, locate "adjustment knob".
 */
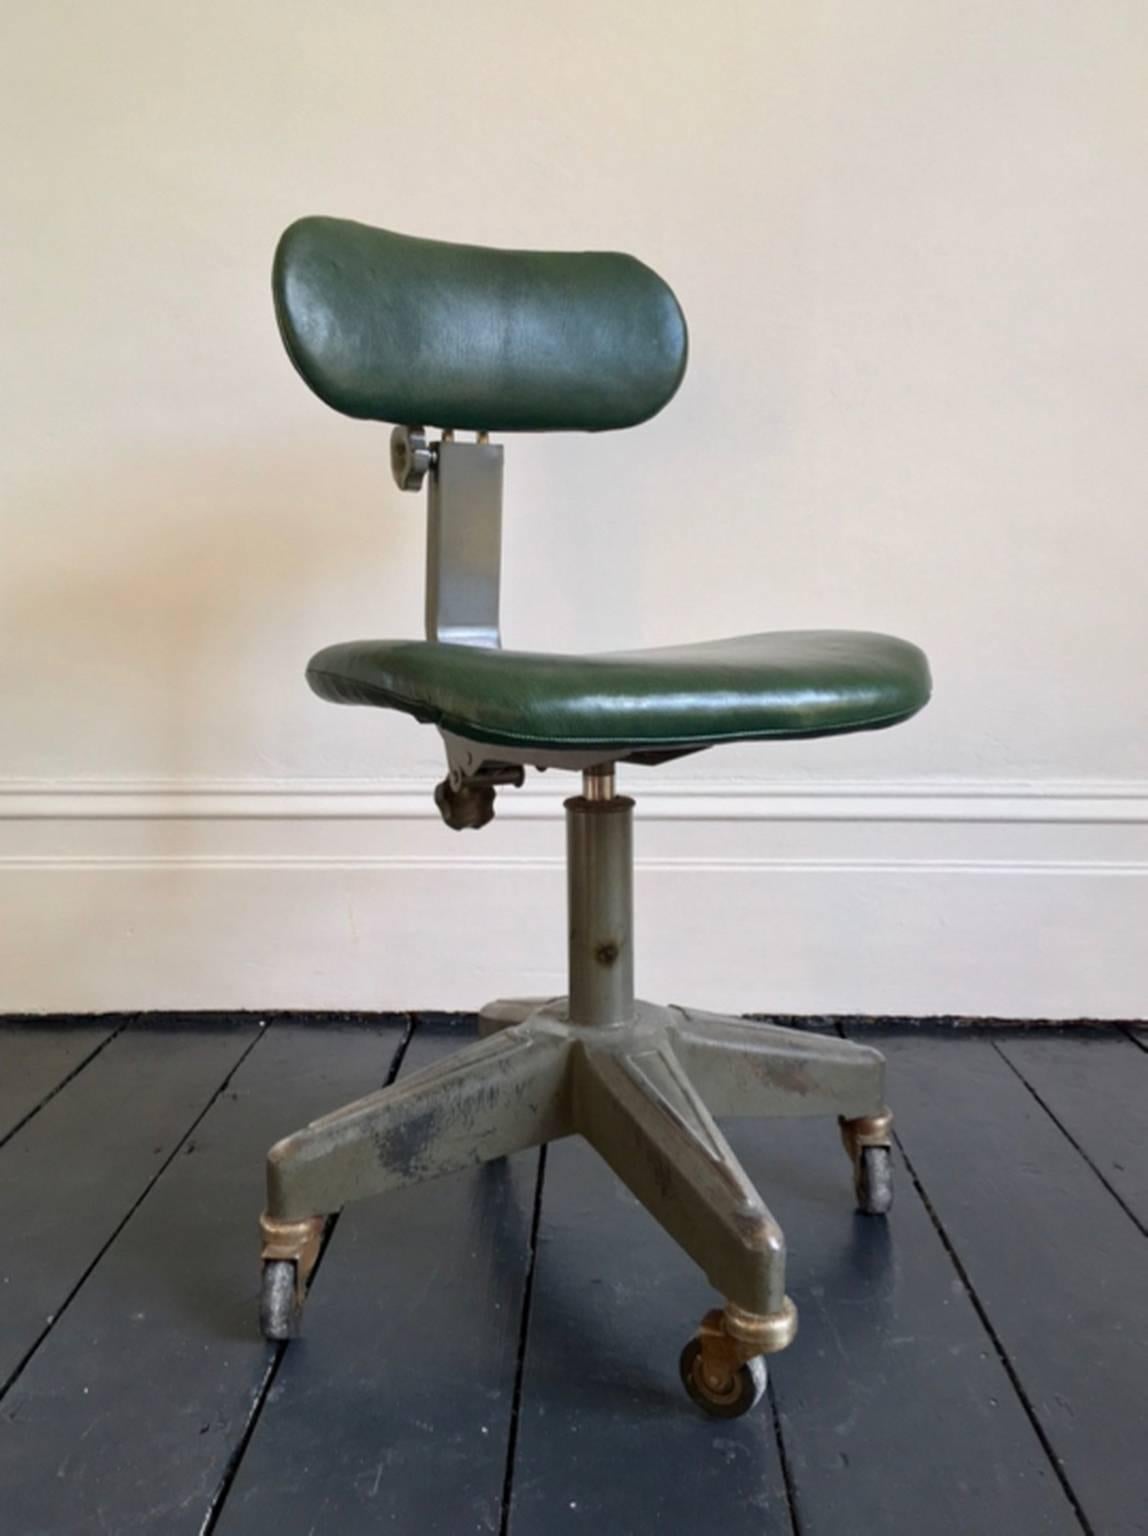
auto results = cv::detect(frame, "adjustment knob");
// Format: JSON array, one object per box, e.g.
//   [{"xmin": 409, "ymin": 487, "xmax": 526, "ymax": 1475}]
[
  {"xmin": 390, "ymin": 425, "xmax": 433, "ymax": 491},
  {"xmin": 434, "ymin": 777, "xmax": 497, "ymax": 831}
]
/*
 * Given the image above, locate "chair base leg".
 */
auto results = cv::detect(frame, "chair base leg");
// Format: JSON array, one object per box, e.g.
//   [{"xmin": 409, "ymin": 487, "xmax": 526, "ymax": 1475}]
[
  {"xmin": 260, "ymin": 998, "xmax": 891, "ymax": 1414},
  {"xmin": 477, "ymin": 996, "xmax": 557, "ymax": 1037}
]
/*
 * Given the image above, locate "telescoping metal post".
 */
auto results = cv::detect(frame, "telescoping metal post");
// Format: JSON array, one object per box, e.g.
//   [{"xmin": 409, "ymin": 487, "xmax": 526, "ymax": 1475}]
[{"xmin": 566, "ymin": 765, "xmax": 635, "ymax": 1026}]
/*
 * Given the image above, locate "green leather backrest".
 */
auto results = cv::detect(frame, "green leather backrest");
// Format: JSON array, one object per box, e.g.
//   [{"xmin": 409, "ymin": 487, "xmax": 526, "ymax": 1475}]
[{"xmin": 273, "ymin": 216, "xmax": 688, "ymax": 433}]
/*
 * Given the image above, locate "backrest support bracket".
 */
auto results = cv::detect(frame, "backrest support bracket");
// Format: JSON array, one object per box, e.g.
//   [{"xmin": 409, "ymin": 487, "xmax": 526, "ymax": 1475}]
[{"xmin": 391, "ymin": 425, "xmax": 503, "ymax": 649}]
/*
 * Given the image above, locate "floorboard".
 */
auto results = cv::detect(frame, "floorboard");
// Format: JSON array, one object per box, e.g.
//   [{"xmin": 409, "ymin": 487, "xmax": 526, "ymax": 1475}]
[
  {"xmin": 0, "ymin": 1017, "xmax": 120, "ymax": 1145},
  {"xmin": 0, "ymin": 1021, "xmax": 406, "ymax": 1536},
  {"xmin": 213, "ymin": 1018, "xmax": 539, "ymax": 1536},
  {"xmin": 738, "ymin": 1116, "xmax": 1080, "ymax": 1536},
  {"xmin": 0, "ymin": 1019, "xmax": 259, "ymax": 1391},
  {"xmin": 995, "ymin": 1030, "xmax": 1148, "ymax": 1231},
  {"xmin": 2, "ymin": 1017, "xmax": 1144, "ymax": 1535},
  {"xmin": 507, "ymin": 1133, "xmax": 796, "ymax": 1536},
  {"xmin": 873, "ymin": 1031, "xmax": 1148, "ymax": 1536}
]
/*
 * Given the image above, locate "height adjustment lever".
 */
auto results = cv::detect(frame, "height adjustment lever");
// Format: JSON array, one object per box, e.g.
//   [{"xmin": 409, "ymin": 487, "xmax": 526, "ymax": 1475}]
[{"xmin": 434, "ymin": 763, "xmax": 525, "ymax": 831}]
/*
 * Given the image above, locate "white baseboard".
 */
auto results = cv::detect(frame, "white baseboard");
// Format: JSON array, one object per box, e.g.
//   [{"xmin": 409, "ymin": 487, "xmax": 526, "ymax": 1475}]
[{"xmin": 2, "ymin": 777, "xmax": 1146, "ymax": 1018}]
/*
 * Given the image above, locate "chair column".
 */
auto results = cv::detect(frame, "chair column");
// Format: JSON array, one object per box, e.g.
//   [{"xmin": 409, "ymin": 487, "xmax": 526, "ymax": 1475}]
[{"xmin": 566, "ymin": 767, "xmax": 635, "ymax": 1026}]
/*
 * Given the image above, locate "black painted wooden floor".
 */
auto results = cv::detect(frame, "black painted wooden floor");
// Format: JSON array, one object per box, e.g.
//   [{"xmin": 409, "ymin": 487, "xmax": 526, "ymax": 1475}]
[{"xmin": 1, "ymin": 1016, "xmax": 1145, "ymax": 1536}]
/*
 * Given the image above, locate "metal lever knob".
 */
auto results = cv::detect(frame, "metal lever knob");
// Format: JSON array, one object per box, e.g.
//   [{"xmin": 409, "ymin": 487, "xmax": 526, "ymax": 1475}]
[
  {"xmin": 390, "ymin": 425, "xmax": 433, "ymax": 491},
  {"xmin": 434, "ymin": 776, "xmax": 496, "ymax": 831}
]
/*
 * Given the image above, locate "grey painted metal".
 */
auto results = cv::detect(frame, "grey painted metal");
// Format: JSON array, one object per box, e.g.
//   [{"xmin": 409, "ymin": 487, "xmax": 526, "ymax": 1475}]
[
  {"xmin": 266, "ymin": 1023, "xmax": 570, "ymax": 1221},
  {"xmin": 264, "ymin": 766, "xmax": 889, "ymax": 1367},
  {"xmin": 264, "ymin": 994, "xmax": 885, "ymax": 1339},
  {"xmin": 389, "ymin": 424, "xmax": 433, "ymax": 491},
  {"xmin": 424, "ymin": 437, "xmax": 503, "ymax": 647},
  {"xmin": 411, "ymin": 438, "xmax": 699, "ymax": 804},
  {"xmin": 439, "ymin": 725, "xmax": 687, "ymax": 776},
  {"xmin": 478, "ymin": 995, "xmax": 556, "ymax": 1037},
  {"xmin": 670, "ymin": 1007, "xmax": 885, "ymax": 1119},
  {"xmin": 573, "ymin": 1031, "xmax": 787, "ymax": 1314},
  {"xmin": 566, "ymin": 788, "xmax": 635, "ymax": 1027}
]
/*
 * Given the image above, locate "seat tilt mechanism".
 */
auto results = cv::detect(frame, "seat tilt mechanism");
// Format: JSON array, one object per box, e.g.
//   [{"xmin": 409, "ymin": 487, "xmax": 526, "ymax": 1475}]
[{"xmin": 434, "ymin": 762, "xmax": 524, "ymax": 830}]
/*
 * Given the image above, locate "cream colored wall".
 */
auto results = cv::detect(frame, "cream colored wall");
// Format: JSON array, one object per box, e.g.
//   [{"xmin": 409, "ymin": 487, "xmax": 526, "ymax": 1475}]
[{"xmin": 3, "ymin": 2, "xmax": 1146, "ymax": 1015}]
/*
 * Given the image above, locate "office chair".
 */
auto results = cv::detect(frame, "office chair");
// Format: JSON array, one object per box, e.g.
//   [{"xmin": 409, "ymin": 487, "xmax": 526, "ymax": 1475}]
[{"xmin": 258, "ymin": 216, "xmax": 931, "ymax": 1418}]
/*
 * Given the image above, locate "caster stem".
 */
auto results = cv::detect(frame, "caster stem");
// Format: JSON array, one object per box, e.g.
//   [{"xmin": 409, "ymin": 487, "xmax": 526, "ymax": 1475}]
[
  {"xmin": 722, "ymin": 1296, "xmax": 799, "ymax": 1355},
  {"xmin": 259, "ymin": 1211, "xmax": 325, "ymax": 1326},
  {"xmin": 260, "ymin": 1213, "xmax": 325, "ymax": 1277}
]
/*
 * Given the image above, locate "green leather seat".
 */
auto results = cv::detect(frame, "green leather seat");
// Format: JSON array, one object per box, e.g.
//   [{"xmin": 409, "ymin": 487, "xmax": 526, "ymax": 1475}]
[{"xmin": 307, "ymin": 630, "xmax": 930, "ymax": 754}]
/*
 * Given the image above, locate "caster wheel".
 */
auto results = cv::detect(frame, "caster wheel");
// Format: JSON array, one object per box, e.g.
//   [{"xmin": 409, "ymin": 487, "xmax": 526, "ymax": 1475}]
[
  {"xmin": 679, "ymin": 1338, "xmax": 768, "ymax": 1419},
  {"xmin": 260, "ymin": 1259, "xmax": 302, "ymax": 1340},
  {"xmin": 855, "ymin": 1144, "xmax": 894, "ymax": 1215}
]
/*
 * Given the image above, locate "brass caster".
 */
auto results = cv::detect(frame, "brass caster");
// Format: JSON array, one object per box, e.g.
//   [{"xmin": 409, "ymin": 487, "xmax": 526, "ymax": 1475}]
[
  {"xmin": 259, "ymin": 1213, "xmax": 325, "ymax": 1340},
  {"xmin": 680, "ymin": 1338, "xmax": 766, "ymax": 1418},
  {"xmin": 679, "ymin": 1298, "xmax": 798, "ymax": 1419},
  {"xmin": 840, "ymin": 1109, "xmax": 894, "ymax": 1216}
]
